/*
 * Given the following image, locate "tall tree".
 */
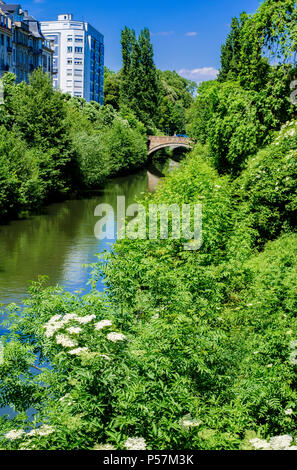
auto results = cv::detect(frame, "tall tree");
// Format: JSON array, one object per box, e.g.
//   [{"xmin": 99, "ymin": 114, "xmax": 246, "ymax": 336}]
[
  {"xmin": 137, "ymin": 28, "xmax": 161, "ymax": 126},
  {"xmin": 218, "ymin": 11, "xmax": 270, "ymax": 90},
  {"xmin": 218, "ymin": 14, "xmax": 249, "ymax": 82},
  {"xmin": 218, "ymin": 17, "xmax": 241, "ymax": 82},
  {"xmin": 120, "ymin": 27, "xmax": 136, "ymax": 108},
  {"xmin": 120, "ymin": 27, "xmax": 161, "ymax": 130}
]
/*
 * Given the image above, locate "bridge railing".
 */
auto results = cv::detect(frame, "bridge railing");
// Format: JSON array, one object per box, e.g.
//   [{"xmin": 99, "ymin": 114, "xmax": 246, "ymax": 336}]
[{"xmin": 148, "ymin": 136, "xmax": 193, "ymax": 145}]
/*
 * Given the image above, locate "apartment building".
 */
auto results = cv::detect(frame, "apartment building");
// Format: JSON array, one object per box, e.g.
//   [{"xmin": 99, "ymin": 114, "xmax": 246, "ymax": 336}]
[
  {"xmin": 40, "ymin": 14, "xmax": 104, "ymax": 104},
  {"xmin": 0, "ymin": 9, "xmax": 12, "ymax": 77},
  {"xmin": 0, "ymin": 2, "xmax": 53, "ymax": 82}
]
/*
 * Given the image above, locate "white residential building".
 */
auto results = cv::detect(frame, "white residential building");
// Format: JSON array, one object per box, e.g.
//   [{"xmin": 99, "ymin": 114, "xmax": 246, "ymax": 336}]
[{"xmin": 40, "ymin": 14, "xmax": 104, "ymax": 104}]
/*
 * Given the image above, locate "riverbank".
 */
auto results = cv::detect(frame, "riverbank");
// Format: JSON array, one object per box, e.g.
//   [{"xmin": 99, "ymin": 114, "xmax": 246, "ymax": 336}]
[
  {"xmin": 1, "ymin": 117, "xmax": 297, "ymax": 449},
  {"xmin": 0, "ymin": 170, "xmax": 149, "ymax": 310},
  {"xmin": 0, "ymin": 70, "xmax": 148, "ymax": 226}
]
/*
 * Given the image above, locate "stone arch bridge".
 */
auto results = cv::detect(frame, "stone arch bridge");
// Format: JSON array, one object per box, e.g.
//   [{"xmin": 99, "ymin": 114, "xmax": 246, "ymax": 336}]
[{"xmin": 148, "ymin": 135, "xmax": 193, "ymax": 156}]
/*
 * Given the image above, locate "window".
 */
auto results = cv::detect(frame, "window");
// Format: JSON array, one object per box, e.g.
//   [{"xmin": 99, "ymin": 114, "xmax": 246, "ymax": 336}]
[
  {"xmin": 74, "ymin": 69, "xmax": 82, "ymax": 76},
  {"xmin": 74, "ymin": 59, "xmax": 83, "ymax": 65},
  {"xmin": 75, "ymin": 36, "xmax": 83, "ymax": 42},
  {"xmin": 67, "ymin": 46, "xmax": 73, "ymax": 53},
  {"xmin": 67, "ymin": 37, "xmax": 73, "ymax": 42},
  {"xmin": 67, "ymin": 69, "xmax": 73, "ymax": 76},
  {"xmin": 67, "ymin": 59, "xmax": 73, "ymax": 64},
  {"xmin": 75, "ymin": 47, "xmax": 83, "ymax": 53}
]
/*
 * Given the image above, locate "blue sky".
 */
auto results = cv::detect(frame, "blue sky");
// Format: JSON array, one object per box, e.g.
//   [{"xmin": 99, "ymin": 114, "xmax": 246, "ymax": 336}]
[{"xmin": 26, "ymin": 0, "xmax": 262, "ymax": 82}]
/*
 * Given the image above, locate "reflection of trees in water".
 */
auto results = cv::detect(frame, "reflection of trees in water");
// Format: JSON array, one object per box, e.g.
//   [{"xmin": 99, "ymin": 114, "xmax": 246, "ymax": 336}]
[
  {"xmin": 0, "ymin": 171, "xmax": 148, "ymax": 303},
  {"xmin": 147, "ymin": 147, "xmax": 190, "ymax": 192},
  {"xmin": 102, "ymin": 171, "xmax": 148, "ymax": 207}
]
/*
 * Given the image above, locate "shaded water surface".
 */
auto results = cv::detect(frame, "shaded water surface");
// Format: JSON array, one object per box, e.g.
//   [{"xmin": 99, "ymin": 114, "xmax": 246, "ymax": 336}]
[{"xmin": 0, "ymin": 172, "xmax": 149, "ymax": 317}]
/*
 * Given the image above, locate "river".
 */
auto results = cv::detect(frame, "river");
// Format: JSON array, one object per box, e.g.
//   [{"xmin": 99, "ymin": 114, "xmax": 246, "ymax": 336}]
[{"xmin": 0, "ymin": 170, "xmax": 155, "ymax": 337}]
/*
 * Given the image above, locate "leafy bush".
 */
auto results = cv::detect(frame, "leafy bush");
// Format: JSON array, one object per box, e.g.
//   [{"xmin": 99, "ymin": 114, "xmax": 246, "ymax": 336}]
[
  {"xmin": 187, "ymin": 81, "xmax": 274, "ymax": 174},
  {"xmin": 71, "ymin": 132, "xmax": 110, "ymax": 187},
  {"xmin": 236, "ymin": 120, "xmax": 297, "ymax": 244},
  {"xmin": 0, "ymin": 127, "xmax": 61, "ymax": 222}
]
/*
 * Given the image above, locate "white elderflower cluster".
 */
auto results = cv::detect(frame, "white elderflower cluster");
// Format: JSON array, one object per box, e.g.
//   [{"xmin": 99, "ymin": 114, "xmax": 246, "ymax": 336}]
[
  {"xmin": 289, "ymin": 339, "xmax": 297, "ymax": 365},
  {"xmin": 59, "ymin": 394, "xmax": 70, "ymax": 402},
  {"xmin": 95, "ymin": 320, "xmax": 112, "ymax": 331},
  {"xmin": 75, "ymin": 315, "xmax": 96, "ymax": 324},
  {"xmin": 5, "ymin": 425, "xmax": 55, "ymax": 441},
  {"xmin": 284, "ymin": 128, "xmax": 296, "ymax": 138},
  {"xmin": 68, "ymin": 347, "xmax": 89, "ymax": 356},
  {"xmin": 94, "ymin": 443, "xmax": 116, "ymax": 450},
  {"xmin": 107, "ymin": 332, "xmax": 127, "ymax": 343},
  {"xmin": 273, "ymin": 121, "xmax": 297, "ymax": 146},
  {"xmin": 4, "ymin": 429, "xmax": 25, "ymax": 440},
  {"xmin": 280, "ymin": 120, "xmax": 292, "ymax": 130},
  {"xmin": 66, "ymin": 327, "xmax": 82, "ymax": 335},
  {"xmin": 56, "ymin": 334, "xmax": 78, "ymax": 348},
  {"xmin": 99, "ymin": 354, "xmax": 111, "ymax": 361},
  {"xmin": 250, "ymin": 435, "xmax": 297, "ymax": 450},
  {"xmin": 63, "ymin": 313, "xmax": 79, "ymax": 321},
  {"xmin": 289, "ymin": 351, "xmax": 297, "ymax": 365},
  {"xmin": 179, "ymin": 414, "xmax": 202, "ymax": 430},
  {"xmin": 44, "ymin": 314, "xmax": 80, "ymax": 338},
  {"xmin": 44, "ymin": 313, "xmax": 97, "ymax": 340},
  {"xmin": 125, "ymin": 437, "xmax": 147, "ymax": 450},
  {"xmin": 27, "ymin": 425, "xmax": 55, "ymax": 437},
  {"xmin": 44, "ymin": 315, "xmax": 65, "ymax": 338}
]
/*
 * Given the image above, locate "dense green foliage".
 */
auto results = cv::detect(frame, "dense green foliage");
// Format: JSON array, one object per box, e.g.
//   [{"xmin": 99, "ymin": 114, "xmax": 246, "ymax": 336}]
[
  {"xmin": 1, "ymin": 0, "xmax": 297, "ymax": 451},
  {"xmin": 1, "ymin": 118, "xmax": 297, "ymax": 449},
  {"xmin": 106, "ymin": 30, "xmax": 196, "ymax": 134},
  {"xmin": 0, "ymin": 70, "xmax": 147, "ymax": 223},
  {"xmin": 218, "ymin": 13, "xmax": 249, "ymax": 83},
  {"xmin": 187, "ymin": 0, "xmax": 297, "ymax": 175},
  {"xmin": 103, "ymin": 67, "xmax": 120, "ymax": 110},
  {"xmin": 120, "ymin": 27, "xmax": 161, "ymax": 131},
  {"xmin": 158, "ymin": 70, "xmax": 196, "ymax": 135},
  {"xmin": 0, "ymin": 30, "xmax": 194, "ymax": 223}
]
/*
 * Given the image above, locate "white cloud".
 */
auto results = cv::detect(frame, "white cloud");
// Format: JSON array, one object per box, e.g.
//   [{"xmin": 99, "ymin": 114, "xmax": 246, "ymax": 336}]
[
  {"xmin": 178, "ymin": 67, "xmax": 219, "ymax": 82},
  {"xmin": 185, "ymin": 32, "xmax": 198, "ymax": 37}
]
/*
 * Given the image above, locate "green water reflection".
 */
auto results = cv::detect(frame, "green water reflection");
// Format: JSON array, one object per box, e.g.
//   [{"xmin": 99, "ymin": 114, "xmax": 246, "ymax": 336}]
[{"xmin": 0, "ymin": 171, "xmax": 149, "ymax": 310}]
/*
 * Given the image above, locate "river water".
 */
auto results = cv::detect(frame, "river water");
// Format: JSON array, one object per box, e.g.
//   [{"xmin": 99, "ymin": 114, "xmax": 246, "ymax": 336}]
[{"xmin": 0, "ymin": 171, "xmax": 154, "ymax": 336}]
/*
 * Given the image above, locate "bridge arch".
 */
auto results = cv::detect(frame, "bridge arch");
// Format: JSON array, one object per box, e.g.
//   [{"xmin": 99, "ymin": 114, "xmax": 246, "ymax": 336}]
[{"xmin": 148, "ymin": 136, "xmax": 193, "ymax": 157}]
